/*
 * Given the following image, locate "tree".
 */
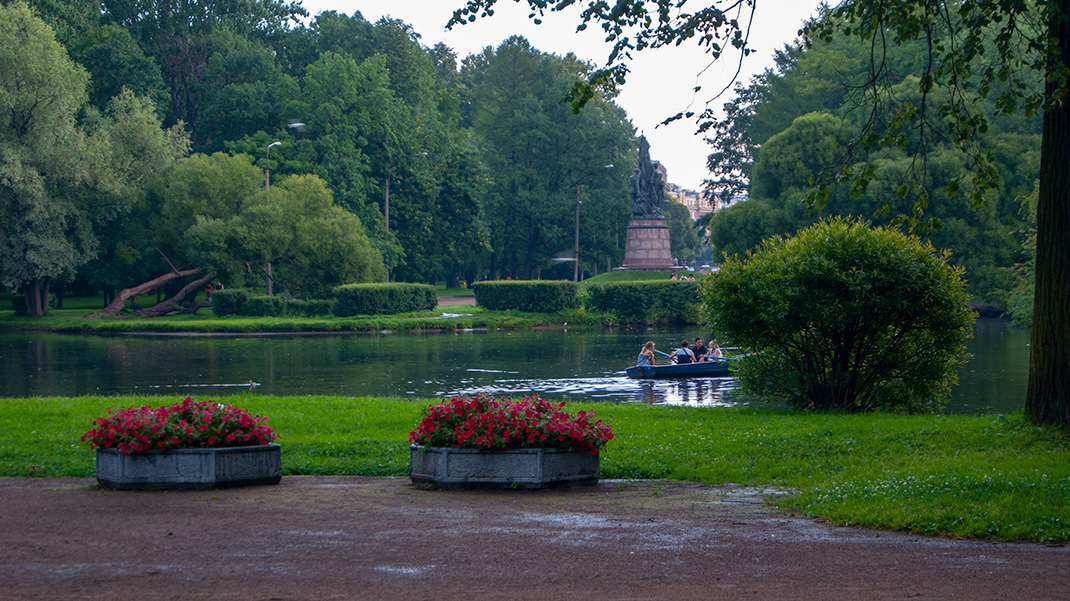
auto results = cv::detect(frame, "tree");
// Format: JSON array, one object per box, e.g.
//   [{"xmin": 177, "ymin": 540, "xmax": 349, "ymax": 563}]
[
  {"xmin": 187, "ymin": 174, "xmax": 384, "ymax": 296},
  {"xmin": 97, "ymin": 0, "xmax": 306, "ymax": 139},
  {"xmin": 193, "ymin": 29, "xmax": 300, "ymax": 152},
  {"xmin": 464, "ymin": 36, "xmax": 633, "ymax": 279},
  {"xmin": 663, "ymin": 200, "xmax": 704, "ymax": 265},
  {"xmin": 0, "ymin": 2, "xmax": 186, "ymax": 316},
  {"xmin": 456, "ymin": 0, "xmax": 1070, "ymax": 425},
  {"xmin": 804, "ymin": 1, "xmax": 1069, "ymax": 425},
  {"xmin": 749, "ymin": 112, "xmax": 848, "ymax": 201},
  {"xmin": 702, "ymin": 218, "xmax": 973, "ymax": 412}
]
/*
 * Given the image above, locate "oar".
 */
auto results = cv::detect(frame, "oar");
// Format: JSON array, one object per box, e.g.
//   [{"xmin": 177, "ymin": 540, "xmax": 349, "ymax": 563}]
[{"xmin": 654, "ymin": 349, "xmax": 672, "ymax": 358}]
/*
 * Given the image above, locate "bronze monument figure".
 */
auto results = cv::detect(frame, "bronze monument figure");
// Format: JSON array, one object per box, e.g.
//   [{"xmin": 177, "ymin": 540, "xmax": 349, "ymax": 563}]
[
  {"xmin": 630, "ymin": 136, "xmax": 665, "ymax": 219},
  {"xmin": 620, "ymin": 136, "xmax": 673, "ymax": 270}
]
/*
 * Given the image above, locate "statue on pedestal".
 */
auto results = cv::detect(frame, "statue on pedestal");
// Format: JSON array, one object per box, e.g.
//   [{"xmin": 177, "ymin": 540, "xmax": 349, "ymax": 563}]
[
  {"xmin": 630, "ymin": 136, "xmax": 665, "ymax": 219},
  {"xmin": 621, "ymin": 135, "xmax": 673, "ymax": 270}
]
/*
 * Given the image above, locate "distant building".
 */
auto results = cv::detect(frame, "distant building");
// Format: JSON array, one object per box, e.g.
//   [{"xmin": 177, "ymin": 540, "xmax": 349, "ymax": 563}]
[{"xmin": 653, "ymin": 160, "xmax": 717, "ymax": 221}]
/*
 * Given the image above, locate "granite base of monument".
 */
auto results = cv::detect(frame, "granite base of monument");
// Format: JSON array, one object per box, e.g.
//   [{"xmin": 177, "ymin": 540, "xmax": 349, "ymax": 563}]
[{"xmin": 621, "ymin": 218, "xmax": 673, "ymax": 270}]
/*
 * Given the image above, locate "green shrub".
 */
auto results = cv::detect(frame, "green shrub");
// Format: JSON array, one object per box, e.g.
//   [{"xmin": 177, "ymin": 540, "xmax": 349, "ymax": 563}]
[
  {"xmin": 702, "ymin": 218, "xmax": 974, "ymax": 413},
  {"xmin": 213, "ymin": 290, "xmax": 334, "ymax": 318},
  {"xmin": 471, "ymin": 280, "xmax": 579, "ymax": 312},
  {"xmin": 332, "ymin": 283, "xmax": 437, "ymax": 316},
  {"xmin": 211, "ymin": 289, "xmax": 250, "ymax": 317},
  {"xmin": 241, "ymin": 295, "xmax": 286, "ymax": 317},
  {"xmin": 586, "ymin": 280, "xmax": 701, "ymax": 322},
  {"xmin": 288, "ymin": 299, "xmax": 333, "ymax": 317}
]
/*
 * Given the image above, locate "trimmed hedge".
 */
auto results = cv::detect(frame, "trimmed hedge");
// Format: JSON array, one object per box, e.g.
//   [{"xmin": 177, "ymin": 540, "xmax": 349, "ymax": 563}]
[
  {"xmin": 585, "ymin": 280, "xmax": 702, "ymax": 322},
  {"xmin": 211, "ymin": 289, "xmax": 250, "ymax": 317},
  {"xmin": 471, "ymin": 280, "xmax": 579, "ymax": 313},
  {"xmin": 212, "ymin": 289, "xmax": 334, "ymax": 317},
  {"xmin": 288, "ymin": 299, "xmax": 333, "ymax": 317},
  {"xmin": 240, "ymin": 295, "xmax": 285, "ymax": 317},
  {"xmin": 332, "ymin": 283, "xmax": 437, "ymax": 316}
]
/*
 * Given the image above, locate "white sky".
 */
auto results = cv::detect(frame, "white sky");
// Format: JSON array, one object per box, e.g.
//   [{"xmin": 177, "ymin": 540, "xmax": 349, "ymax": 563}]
[{"xmin": 297, "ymin": 0, "xmax": 825, "ymax": 190}]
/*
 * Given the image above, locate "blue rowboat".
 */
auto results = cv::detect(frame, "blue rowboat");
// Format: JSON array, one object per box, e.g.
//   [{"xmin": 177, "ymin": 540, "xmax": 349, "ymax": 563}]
[{"xmin": 626, "ymin": 360, "xmax": 732, "ymax": 379}]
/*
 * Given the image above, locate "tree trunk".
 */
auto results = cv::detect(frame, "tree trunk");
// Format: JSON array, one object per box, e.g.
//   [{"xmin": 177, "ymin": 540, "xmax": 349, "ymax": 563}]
[
  {"xmin": 24, "ymin": 278, "xmax": 50, "ymax": 316},
  {"xmin": 1026, "ymin": 0, "xmax": 1070, "ymax": 426},
  {"xmin": 86, "ymin": 268, "xmax": 203, "ymax": 318},
  {"xmin": 137, "ymin": 272, "xmax": 216, "ymax": 317}
]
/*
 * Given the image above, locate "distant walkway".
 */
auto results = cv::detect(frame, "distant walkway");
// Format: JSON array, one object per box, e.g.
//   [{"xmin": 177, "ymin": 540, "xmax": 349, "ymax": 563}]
[{"xmin": 437, "ymin": 296, "xmax": 476, "ymax": 306}]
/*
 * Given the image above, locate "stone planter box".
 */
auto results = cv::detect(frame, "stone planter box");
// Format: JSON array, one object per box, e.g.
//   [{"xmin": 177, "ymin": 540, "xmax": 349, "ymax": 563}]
[
  {"xmin": 410, "ymin": 445, "xmax": 599, "ymax": 489},
  {"xmin": 95, "ymin": 444, "xmax": 282, "ymax": 490}
]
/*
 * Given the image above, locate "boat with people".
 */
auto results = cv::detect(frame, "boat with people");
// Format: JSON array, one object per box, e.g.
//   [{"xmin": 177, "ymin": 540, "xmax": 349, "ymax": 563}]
[{"xmin": 626, "ymin": 360, "xmax": 732, "ymax": 379}]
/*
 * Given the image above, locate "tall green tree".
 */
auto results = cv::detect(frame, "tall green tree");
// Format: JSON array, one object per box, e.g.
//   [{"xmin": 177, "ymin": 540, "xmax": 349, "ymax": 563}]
[
  {"xmin": 0, "ymin": 2, "xmax": 187, "ymax": 315},
  {"xmin": 97, "ymin": 0, "xmax": 305, "ymax": 140},
  {"xmin": 464, "ymin": 36, "xmax": 633, "ymax": 279}
]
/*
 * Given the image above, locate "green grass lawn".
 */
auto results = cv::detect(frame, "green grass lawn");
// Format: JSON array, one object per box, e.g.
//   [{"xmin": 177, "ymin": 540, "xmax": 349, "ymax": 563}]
[
  {"xmin": 0, "ymin": 304, "xmax": 615, "ymax": 333},
  {"xmin": 580, "ymin": 270, "xmax": 704, "ymax": 288},
  {"xmin": 2, "ymin": 394, "xmax": 1067, "ymax": 542}
]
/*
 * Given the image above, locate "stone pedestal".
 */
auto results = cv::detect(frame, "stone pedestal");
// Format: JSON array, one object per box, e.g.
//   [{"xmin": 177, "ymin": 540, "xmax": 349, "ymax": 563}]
[{"xmin": 621, "ymin": 218, "xmax": 673, "ymax": 270}]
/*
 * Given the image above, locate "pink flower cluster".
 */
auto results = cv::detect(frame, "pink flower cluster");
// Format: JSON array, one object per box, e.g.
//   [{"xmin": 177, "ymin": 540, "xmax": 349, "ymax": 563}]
[
  {"xmin": 409, "ymin": 394, "xmax": 614, "ymax": 455},
  {"xmin": 81, "ymin": 397, "xmax": 278, "ymax": 455}
]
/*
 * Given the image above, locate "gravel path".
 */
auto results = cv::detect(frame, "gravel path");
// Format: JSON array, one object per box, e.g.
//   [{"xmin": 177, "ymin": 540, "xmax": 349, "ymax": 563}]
[{"xmin": 2, "ymin": 476, "xmax": 1067, "ymax": 600}]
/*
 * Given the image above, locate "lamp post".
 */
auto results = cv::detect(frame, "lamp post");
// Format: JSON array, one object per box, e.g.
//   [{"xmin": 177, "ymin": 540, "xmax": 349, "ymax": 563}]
[
  {"xmin": 264, "ymin": 141, "xmax": 281, "ymax": 296},
  {"xmin": 383, "ymin": 151, "xmax": 429, "ymax": 282},
  {"xmin": 574, "ymin": 164, "xmax": 614, "ymax": 282},
  {"xmin": 265, "ymin": 141, "xmax": 281, "ymax": 191}
]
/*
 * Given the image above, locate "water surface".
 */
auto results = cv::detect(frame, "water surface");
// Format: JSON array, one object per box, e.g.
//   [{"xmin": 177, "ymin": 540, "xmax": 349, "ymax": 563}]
[{"xmin": 0, "ymin": 319, "xmax": 1030, "ymax": 413}]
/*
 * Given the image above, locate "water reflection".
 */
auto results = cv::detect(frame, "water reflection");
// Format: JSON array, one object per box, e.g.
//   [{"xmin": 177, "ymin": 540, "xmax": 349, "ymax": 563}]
[
  {"xmin": 448, "ymin": 372, "xmax": 737, "ymax": 406},
  {"xmin": 0, "ymin": 319, "xmax": 1030, "ymax": 413}
]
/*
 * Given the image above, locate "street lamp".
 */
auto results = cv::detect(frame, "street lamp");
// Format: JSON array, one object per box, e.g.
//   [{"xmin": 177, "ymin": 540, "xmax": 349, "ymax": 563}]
[
  {"xmin": 265, "ymin": 141, "xmax": 281, "ymax": 191},
  {"xmin": 574, "ymin": 164, "xmax": 614, "ymax": 282},
  {"xmin": 264, "ymin": 141, "xmax": 281, "ymax": 296},
  {"xmin": 384, "ymin": 151, "xmax": 429, "ymax": 282}
]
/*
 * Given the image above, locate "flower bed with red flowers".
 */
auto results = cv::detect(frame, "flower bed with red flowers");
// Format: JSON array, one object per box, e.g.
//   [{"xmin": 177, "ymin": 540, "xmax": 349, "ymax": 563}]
[
  {"xmin": 81, "ymin": 397, "xmax": 278, "ymax": 455},
  {"xmin": 409, "ymin": 394, "xmax": 613, "ymax": 455}
]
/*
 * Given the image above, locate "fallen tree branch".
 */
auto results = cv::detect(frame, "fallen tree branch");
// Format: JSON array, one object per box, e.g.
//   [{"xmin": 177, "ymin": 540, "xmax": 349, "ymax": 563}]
[
  {"xmin": 137, "ymin": 272, "xmax": 216, "ymax": 318},
  {"xmin": 86, "ymin": 268, "xmax": 204, "ymax": 318}
]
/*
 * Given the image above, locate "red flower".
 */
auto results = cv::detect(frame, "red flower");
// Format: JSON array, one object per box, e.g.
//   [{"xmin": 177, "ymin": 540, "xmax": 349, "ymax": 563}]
[
  {"xmin": 82, "ymin": 398, "xmax": 278, "ymax": 454},
  {"xmin": 409, "ymin": 394, "xmax": 612, "ymax": 454}
]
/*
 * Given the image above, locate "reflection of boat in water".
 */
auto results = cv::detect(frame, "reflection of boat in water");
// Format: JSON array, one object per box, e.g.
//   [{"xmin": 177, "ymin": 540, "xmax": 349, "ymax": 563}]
[{"xmin": 626, "ymin": 360, "xmax": 732, "ymax": 379}]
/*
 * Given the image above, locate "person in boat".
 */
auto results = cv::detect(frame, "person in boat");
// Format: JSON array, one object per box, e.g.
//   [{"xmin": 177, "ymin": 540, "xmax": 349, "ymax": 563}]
[
  {"xmin": 671, "ymin": 339, "xmax": 695, "ymax": 364},
  {"xmin": 693, "ymin": 337, "xmax": 709, "ymax": 362},
  {"xmin": 705, "ymin": 341, "xmax": 724, "ymax": 361},
  {"xmin": 637, "ymin": 341, "xmax": 657, "ymax": 367}
]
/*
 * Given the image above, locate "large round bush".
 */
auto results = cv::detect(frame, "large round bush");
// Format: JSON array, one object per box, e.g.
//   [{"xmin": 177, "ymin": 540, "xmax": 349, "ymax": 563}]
[{"xmin": 701, "ymin": 218, "xmax": 973, "ymax": 412}]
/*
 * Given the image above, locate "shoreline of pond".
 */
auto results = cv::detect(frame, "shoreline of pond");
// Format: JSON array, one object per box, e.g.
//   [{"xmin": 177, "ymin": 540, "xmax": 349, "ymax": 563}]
[{"xmin": 0, "ymin": 308, "xmax": 620, "ymax": 337}]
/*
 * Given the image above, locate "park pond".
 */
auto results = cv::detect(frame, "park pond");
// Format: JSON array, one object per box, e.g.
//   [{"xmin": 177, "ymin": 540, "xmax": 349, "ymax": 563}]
[{"xmin": 0, "ymin": 318, "xmax": 1029, "ymax": 414}]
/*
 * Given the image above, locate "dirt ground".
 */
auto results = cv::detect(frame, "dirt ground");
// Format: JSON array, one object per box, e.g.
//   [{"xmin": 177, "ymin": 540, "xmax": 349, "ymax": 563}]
[
  {"xmin": 2, "ymin": 476, "xmax": 1068, "ymax": 600},
  {"xmin": 437, "ymin": 295, "xmax": 477, "ymax": 306}
]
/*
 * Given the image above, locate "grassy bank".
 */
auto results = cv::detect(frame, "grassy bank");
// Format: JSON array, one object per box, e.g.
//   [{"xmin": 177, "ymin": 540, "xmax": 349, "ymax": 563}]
[
  {"xmin": 0, "ymin": 305, "xmax": 610, "ymax": 334},
  {"xmin": 2, "ymin": 394, "xmax": 1067, "ymax": 542}
]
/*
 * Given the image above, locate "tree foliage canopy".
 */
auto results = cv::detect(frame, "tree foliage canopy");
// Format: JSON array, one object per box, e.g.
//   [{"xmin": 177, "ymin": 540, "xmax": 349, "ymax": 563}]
[{"xmin": 702, "ymin": 218, "xmax": 974, "ymax": 412}]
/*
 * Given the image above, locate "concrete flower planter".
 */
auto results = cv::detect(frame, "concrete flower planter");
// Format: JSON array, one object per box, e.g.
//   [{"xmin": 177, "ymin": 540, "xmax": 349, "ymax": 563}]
[
  {"xmin": 95, "ymin": 444, "xmax": 282, "ymax": 490},
  {"xmin": 409, "ymin": 445, "xmax": 599, "ymax": 489}
]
